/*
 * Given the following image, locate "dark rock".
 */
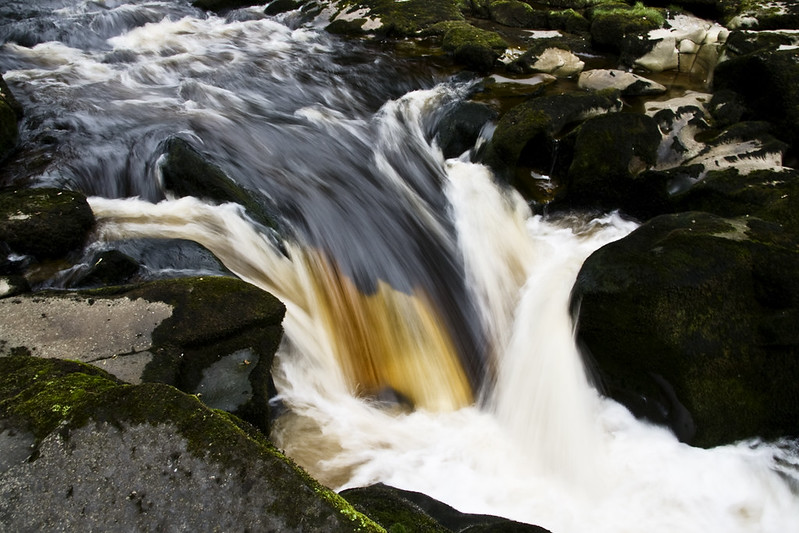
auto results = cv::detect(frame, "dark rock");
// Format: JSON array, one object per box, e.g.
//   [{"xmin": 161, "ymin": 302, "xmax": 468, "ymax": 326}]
[
  {"xmin": 481, "ymin": 89, "xmax": 622, "ymax": 194},
  {"xmin": 342, "ymin": 483, "xmax": 552, "ymax": 532},
  {"xmin": 0, "ymin": 356, "xmax": 382, "ymax": 532},
  {"xmin": 547, "ymin": 8, "xmax": 590, "ymax": 34},
  {"xmin": 713, "ymin": 48, "xmax": 799, "ymax": 158},
  {"xmin": 0, "ymin": 74, "xmax": 22, "ymax": 164},
  {"xmin": 430, "ymin": 21, "xmax": 508, "ymax": 72},
  {"xmin": 264, "ymin": 0, "xmax": 303, "ymax": 16},
  {"xmin": 191, "ymin": 0, "xmax": 261, "ymax": 12},
  {"xmin": 70, "ymin": 250, "xmax": 140, "ymax": 288},
  {"xmin": 0, "ymin": 276, "xmax": 285, "ymax": 434},
  {"xmin": 588, "ymin": 3, "xmax": 664, "ymax": 57},
  {"xmin": 434, "ymin": 101, "xmax": 498, "ymax": 159},
  {"xmin": 707, "ymin": 89, "xmax": 747, "ymax": 129},
  {"xmin": 488, "ymin": 0, "xmax": 537, "ymax": 28},
  {"xmin": 159, "ymin": 137, "xmax": 281, "ymax": 234},
  {"xmin": 673, "ymin": 167, "xmax": 799, "ymax": 237},
  {"xmin": 0, "ymin": 188, "xmax": 94, "ymax": 260},
  {"xmin": 553, "ymin": 112, "xmax": 665, "ymax": 219},
  {"xmin": 572, "ymin": 211, "xmax": 799, "ymax": 447},
  {"xmin": 724, "ymin": 30, "xmax": 795, "ymax": 56}
]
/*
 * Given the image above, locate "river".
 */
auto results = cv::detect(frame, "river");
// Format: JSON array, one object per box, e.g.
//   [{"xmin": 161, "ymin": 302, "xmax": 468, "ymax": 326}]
[{"xmin": 1, "ymin": 1, "xmax": 798, "ymax": 531}]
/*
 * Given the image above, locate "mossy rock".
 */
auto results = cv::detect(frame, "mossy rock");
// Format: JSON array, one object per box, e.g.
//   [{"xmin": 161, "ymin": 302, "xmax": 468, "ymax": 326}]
[
  {"xmin": 673, "ymin": 167, "xmax": 799, "ymax": 239},
  {"xmin": 480, "ymin": 88, "xmax": 622, "ymax": 192},
  {"xmin": 428, "ymin": 20, "xmax": 508, "ymax": 72},
  {"xmin": 547, "ymin": 8, "xmax": 591, "ymax": 33},
  {"xmin": 572, "ymin": 211, "xmax": 799, "ymax": 446},
  {"xmin": 349, "ymin": 0, "xmax": 465, "ymax": 36},
  {"xmin": 588, "ymin": 3, "xmax": 665, "ymax": 57},
  {"xmin": 713, "ymin": 48, "xmax": 799, "ymax": 158},
  {"xmin": 0, "ymin": 356, "xmax": 383, "ymax": 532},
  {"xmin": 553, "ymin": 111, "xmax": 667, "ymax": 219},
  {"xmin": 341, "ymin": 483, "xmax": 551, "ymax": 532},
  {"xmin": 0, "ymin": 187, "xmax": 94, "ymax": 260},
  {"xmin": 488, "ymin": 0, "xmax": 537, "ymax": 28},
  {"xmin": 0, "ymin": 276, "xmax": 285, "ymax": 434},
  {"xmin": 159, "ymin": 137, "xmax": 281, "ymax": 233},
  {"xmin": 433, "ymin": 101, "xmax": 498, "ymax": 159}
]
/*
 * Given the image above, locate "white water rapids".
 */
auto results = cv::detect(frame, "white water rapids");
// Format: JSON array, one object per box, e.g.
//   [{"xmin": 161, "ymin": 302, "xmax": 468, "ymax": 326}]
[{"xmin": 2, "ymin": 2, "xmax": 799, "ymax": 531}]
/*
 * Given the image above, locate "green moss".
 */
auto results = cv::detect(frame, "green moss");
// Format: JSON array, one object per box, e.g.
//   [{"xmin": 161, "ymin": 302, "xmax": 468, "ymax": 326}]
[
  {"xmin": 338, "ymin": 0, "xmax": 464, "ymax": 36},
  {"xmin": 0, "ymin": 357, "xmax": 122, "ymax": 441},
  {"xmin": 591, "ymin": 1, "xmax": 665, "ymax": 25}
]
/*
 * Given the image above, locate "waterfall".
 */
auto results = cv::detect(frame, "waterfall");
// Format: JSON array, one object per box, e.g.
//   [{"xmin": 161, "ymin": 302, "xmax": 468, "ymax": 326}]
[{"xmin": 3, "ymin": 2, "xmax": 799, "ymax": 531}]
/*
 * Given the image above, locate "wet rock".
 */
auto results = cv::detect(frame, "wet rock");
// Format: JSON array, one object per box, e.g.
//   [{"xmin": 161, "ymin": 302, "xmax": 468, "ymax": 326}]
[
  {"xmin": 342, "ymin": 483, "xmax": 552, "ymax": 532},
  {"xmin": 430, "ymin": 21, "xmax": 509, "ymax": 72},
  {"xmin": 159, "ymin": 137, "xmax": 281, "ymax": 233},
  {"xmin": 578, "ymin": 69, "xmax": 666, "ymax": 96},
  {"xmin": 69, "ymin": 249, "xmax": 140, "ymax": 288},
  {"xmin": 191, "ymin": 0, "xmax": 261, "ymax": 12},
  {"xmin": 553, "ymin": 112, "xmax": 664, "ymax": 218},
  {"xmin": 0, "ymin": 188, "xmax": 94, "ymax": 261},
  {"xmin": 0, "ymin": 276, "xmax": 285, "ymax": 434},
  {"xmin": 264, "ymin": 0, "xmax": 304, "ymax": 16},
  {"xmin": 0, "ymin": 356, "xmax": 382, "ymax": 532},
  {"xmin": 588, "ymin": 2, "xmax": 664, "ymax": 57},
  {"xmin": 713, "ymin": 47, "xmax": 799, "ymax": 158},
  {"xmin": 434, "ymin": 101, "xmax": 498, "ymax": 159},
  {"xmin": 512, "ymin": 47, "xmax": 585, "ymax": 77},
  {"xmin": 572, "ymin": 211, "xmax": 799, "ymax": 447},
  {"xmin": 488, "ymin": 0, "xmax": 537, "ymax": 28},
  {"xmin": 726, "ymin": 0, "xmax": 799, "ymax": 30},
  {"xmin": 0, "ymin": 75, "xmax": 21, "ymax": 163},
  {"xmin": 481, "ymin": 88, "xmax": 622, "ymax": 192}
]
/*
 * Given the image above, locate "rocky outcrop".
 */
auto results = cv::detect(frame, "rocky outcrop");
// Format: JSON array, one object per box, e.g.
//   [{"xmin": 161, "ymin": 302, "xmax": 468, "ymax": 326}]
[
  {"xmin": 0, "ymin": 276, "xmax": 285, "ymax": 434},
  {"xmin": 0, "ymin": 356, "xmax": 383, "ymax": 532},
  {"xmin": 572, "ymin": 211, "xmax": 799, "ymax": 447},
  {"xmin": 0, "ymin": 188, "xmax": 94, "ymax": 261}
]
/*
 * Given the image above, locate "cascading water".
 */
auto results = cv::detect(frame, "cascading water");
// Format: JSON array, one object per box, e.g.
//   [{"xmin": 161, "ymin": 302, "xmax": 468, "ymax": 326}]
[{"xmin": 2, "ymin": 2, "xmax": 798, "ymax": 532}]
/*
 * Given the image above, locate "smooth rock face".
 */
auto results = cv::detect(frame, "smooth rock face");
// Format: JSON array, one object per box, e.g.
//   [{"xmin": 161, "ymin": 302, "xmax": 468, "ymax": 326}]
[{"xmin": 578, "ymin": 69, "xmax": 666, "ymax": 95}]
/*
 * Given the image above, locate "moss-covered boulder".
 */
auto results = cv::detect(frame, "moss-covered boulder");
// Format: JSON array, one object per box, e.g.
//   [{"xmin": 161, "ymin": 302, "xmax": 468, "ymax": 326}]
[
  {"xmin": 588, "ymin": 2, "xmax": 665, "ymax": 56},
  {"xmin": 488, "ymin": 0, "xmax": 537, "ymax": 28},
  {"xmin": 553, "ymin": 112, "xmax": 665, "ymax": 219},
  {"xmin": 0, "ymin": 74, "xmax": 21, "ymax": 163},
  {"xmin": 332, "ymin": 0, "xmax": 465, "ymax": 37},
  {"xmin": 713, "ymin": 48, "xmax": 799, "ymax": 158},
  {"xmin": 0, "ymin": 188, "xmax": 94, "ymax": 260},
  {"xmin": 0, "ymin": 276, "xmax": 285, "ymax": 434},
  {"xmin": 0, "ymin": 356, "xmax": 383, "ymax": 532},
  {"xmin": 481, "ymin": 89, "xmax": 622, "ymax": 195},
  {"xmin": 341, "ymin": 483, "xmax": 551, "ymax": 532},
  {"xmin": 428, "ymin": 21, "xmax": 508, "ymax": 72},
  {"xmin": 572, "ymin": 211, "xmax": 799, "ymax": 447}
]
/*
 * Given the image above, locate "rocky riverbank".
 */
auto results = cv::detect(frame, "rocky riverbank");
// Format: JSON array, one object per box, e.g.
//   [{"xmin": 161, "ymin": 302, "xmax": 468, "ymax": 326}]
[{"xmin": 2, "ymin": 0, "xmax": 799, "ymax": 530}]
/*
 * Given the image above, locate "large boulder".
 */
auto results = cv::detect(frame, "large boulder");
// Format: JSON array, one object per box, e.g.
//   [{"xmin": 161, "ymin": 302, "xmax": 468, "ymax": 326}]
[
  {"xmin": 572, "ymin": 211, "xmax": 799, "ymax": 447},
  {"xmin": 0, "ymin": 188, "xmax": 94, "ymax": 260},
  {"xmin": 554, "ymin": 111, "xmax": 665, "ymax": 218},
  {"xmin": 428, "ymin": 21, "xmax": 509, "ymax": 72},
  {"xmin": 0, "ymin": 276, "xmax": 285, "ymax": 434},
  {"xmin": 713, "ymin": 48, "xmax": 799, "ymax": 158},
  {"xmin": 481, "ymin": 89, "xmax": 622, "ymax": 196},
  {"xmin": 0, "ymin": 356, "xmax": 382, "ymax": 532}
]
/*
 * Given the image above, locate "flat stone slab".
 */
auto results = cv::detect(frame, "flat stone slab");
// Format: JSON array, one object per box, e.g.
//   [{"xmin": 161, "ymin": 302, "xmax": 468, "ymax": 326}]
[{"xmin": 0, "ymin": 294, "xmax": 172, "ymax": 384}]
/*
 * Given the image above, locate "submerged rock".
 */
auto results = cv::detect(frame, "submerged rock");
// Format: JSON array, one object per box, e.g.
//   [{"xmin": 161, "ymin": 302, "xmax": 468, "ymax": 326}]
[
  {"xmin": 0, "ymin": 356, "xmax": 382, "ymax": 532},
  {"xmin": 0, "ymin": 276, "xmax": 285, "ymax": 434},
  {"xmin": 572, "ymin": 212, "xmax": 799, "ymax": 447},
  {"xmin": 578, "ymin": 69, "xmax": 666, "ymax": 96},
  {"xmin": 0, "ymin": 74, "xmax": 21, "ymax": 163}
]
